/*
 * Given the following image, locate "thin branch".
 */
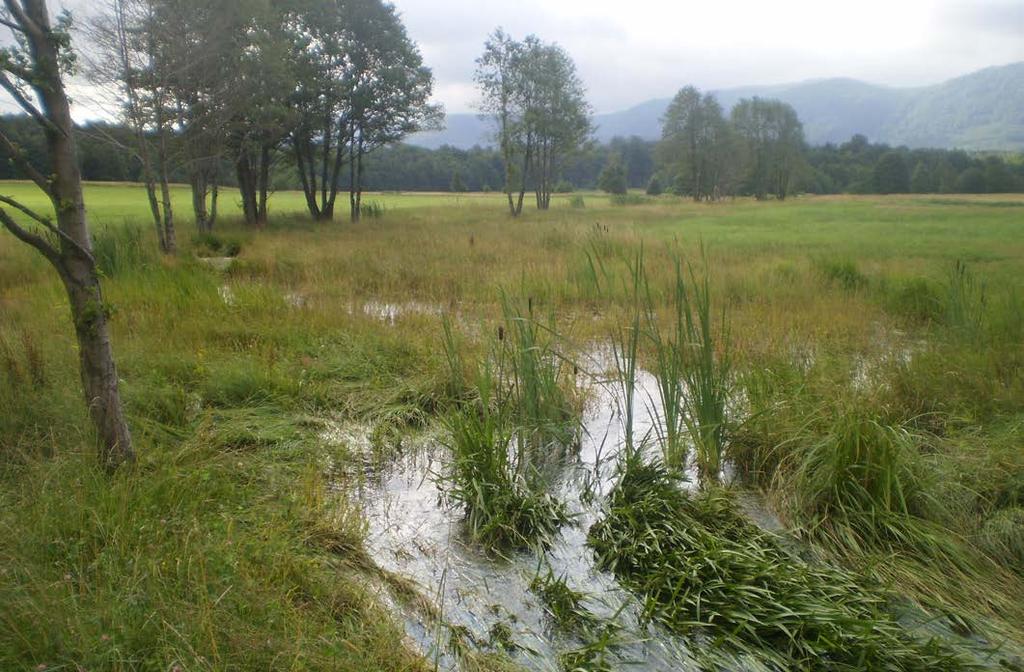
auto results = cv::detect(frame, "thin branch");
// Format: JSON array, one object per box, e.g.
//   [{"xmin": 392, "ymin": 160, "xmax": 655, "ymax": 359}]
[
  {"xmin": 0, "ymin": 71, "xmax": 63, "ymax": 137},
  {"xmin": 0, "ymin": 16, "xmax": 23, "ymax": 32},
  {"xmin": 0, "ymin": 194, "xmax": 94, "ymax": 263},
  {"xmin": 0, "ymin": 205, "xmax": 59, "ymax": 265},
  {"xmin": 0, "ymin": 127, "xmax": 51, "ymax": 193},
  {"xmin": 2, "ymin": 1, "xmax": 41, "ymax": 40}
]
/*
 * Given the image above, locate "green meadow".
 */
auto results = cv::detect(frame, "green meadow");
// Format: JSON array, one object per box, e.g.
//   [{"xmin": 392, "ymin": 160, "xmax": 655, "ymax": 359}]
[{"xmin": 2, "ymin": 184, "xmax": 1023, "ymax": 670}]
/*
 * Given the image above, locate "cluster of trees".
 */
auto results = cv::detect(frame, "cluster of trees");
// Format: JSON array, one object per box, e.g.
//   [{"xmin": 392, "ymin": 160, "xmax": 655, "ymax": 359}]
[
  {"xmin": 806, "ymin": 136, "xmax": 1024, "ymax": 195},
  {"xmin": 475, "ymin": 29, "xmax": 590, "ymax": 215},
  {"xmin": 83, "ymin": 0, "xmax": 437, "ymax": 252},
  {"xmin": 648, "ymin": 86, "xmax": 806, "ymax": 201}
]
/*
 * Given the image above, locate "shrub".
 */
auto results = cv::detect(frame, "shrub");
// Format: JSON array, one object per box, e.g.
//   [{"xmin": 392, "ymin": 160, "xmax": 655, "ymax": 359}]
[
  {"xmin": 597, "ymin": 156, "xmax": 628, "ymax": 195},
  {"xmin": 568, "ymin": 195, "xmax": 586, "ymax": 209},
  {"xmin": 645, "ymin": 175, "xmax": 664, "ymax": 196}
]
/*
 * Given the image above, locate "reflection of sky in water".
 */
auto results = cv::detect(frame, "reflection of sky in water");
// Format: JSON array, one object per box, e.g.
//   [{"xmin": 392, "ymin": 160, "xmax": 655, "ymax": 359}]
[{"xmin": 344, "ymin": 352, "xmax": 711, "ymax": 671}]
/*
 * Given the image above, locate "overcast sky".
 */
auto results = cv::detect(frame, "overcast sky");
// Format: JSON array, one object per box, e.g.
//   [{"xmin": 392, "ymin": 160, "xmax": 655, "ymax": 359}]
[
  {"xmin": 394, "ymin": 0, "xmax": 1024, "ymax": 114},
  {"xmin": 13, "ymin": 0, "xmax": 1024, "ymax": 118}
]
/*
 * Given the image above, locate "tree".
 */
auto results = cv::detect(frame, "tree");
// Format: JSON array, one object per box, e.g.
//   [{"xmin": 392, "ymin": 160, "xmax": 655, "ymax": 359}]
[
  {"xmin": 731, "ymin": 97, "xmax": 805, "ymax": 200},
  {"xmin": 450, "ymin": 171, "xmax": 467, "ymax": 192},
  {"xmin": 646, "ymin": 174, "xmax": 664, "ymax": 196},
  {"xmin": 597, "ymin": 155, "xmax": 627, "ymax": 194},
  {"xmin": 657, "ymin": 86, "xmax": 737, "ymax": 201},
  {"xmin": 0, "ymin": 0, "xmax": 134, "ymax": 469},
  {"xmin": 284, "ymin": 0, "xmax": 436, "ymax": 222},
  {"xmin": 956, "ymin": 167, "xmax": 987, "ymax": 194},
  {"xmin": 873, "ymin": 151, "xmax": 910, "ymax": 194},
  {"xmin": 219, "ymin": 0, "xmax": 295, "ymax": 227},
  {"xmin": 476, "ymin": 29, "xmax": 532, "ymax": 217},
  {"xmin": 343, "ymin": 0, "xmax": 439, "ymax": 221},
  {"xmin": 910, "ymin": 161, "xmax": 936, "ymax": 193},
  {"xmin": 523, "ymin": 40, "xmax": 590, "ymax": 210},
  {"xmin": 285, "ymin": 0, "xmax": 356, "ymax": 221},
  {"xmin": 85, "ymin": 0, "xmax": 177, "ymax": 251}
]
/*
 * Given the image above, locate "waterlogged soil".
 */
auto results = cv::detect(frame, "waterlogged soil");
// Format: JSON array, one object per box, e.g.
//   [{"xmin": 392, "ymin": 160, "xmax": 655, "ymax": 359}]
[
  {"xmin": 330, "ymin": 354, "xmax": 745, "ymax": 671},
  {"xmin": 322, "ymin": 340, "xmax": 1020, "ymax": 671}
]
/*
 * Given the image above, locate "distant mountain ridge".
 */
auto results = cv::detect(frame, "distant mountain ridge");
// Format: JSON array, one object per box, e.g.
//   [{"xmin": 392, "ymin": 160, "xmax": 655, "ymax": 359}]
[{"xmin": 410, "ymin": 62, "xmax": 1024, "ymax": 151}]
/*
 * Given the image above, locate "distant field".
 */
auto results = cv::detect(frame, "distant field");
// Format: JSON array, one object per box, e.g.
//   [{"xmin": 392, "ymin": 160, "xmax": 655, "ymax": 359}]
[
  {"xmin": 0, "ymin": 181, "xmax": 568, "ymax": 224},
  {"xmin": 2, "ymin": 182, "xmax": 1022, "ymax": 279}
]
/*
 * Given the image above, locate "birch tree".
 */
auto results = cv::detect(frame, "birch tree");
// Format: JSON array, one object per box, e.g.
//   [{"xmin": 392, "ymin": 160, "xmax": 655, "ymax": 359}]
[{"xmin": 0, "ymin": 0, "xmax": 134, "ymax": 470}]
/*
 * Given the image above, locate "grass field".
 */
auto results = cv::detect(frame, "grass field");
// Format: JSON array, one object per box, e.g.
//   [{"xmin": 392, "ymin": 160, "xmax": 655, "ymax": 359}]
[{"xmin": 2, "ymin": 183, "xmax": 1023, "ymax": 670}]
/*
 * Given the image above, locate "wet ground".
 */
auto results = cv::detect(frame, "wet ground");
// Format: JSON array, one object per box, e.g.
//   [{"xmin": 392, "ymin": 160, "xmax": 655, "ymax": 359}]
[{"xmin": 332, "ymin": 353, "xmax": 738, "ymax": 670}]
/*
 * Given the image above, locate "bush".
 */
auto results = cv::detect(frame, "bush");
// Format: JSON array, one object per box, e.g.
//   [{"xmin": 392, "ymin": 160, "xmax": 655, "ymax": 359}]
[
  {"xmin": 645, "ymin": 175, "xmax": 664, "ymax": 196},
  {"xmin": 568, "ymin": 195, "xmax": 585, "ymax": 209},
  {"xmin": 597, "ymin": 156, "xmax": 628, "ymax": 195},
  {"xmin": 553, "ymin": 180, "xmax": 574, "ymax": 194}
]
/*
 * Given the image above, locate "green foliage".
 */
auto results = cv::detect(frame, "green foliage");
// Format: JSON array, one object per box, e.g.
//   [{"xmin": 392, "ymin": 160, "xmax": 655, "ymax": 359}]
[
  {"xmin": 644, "ymin": 175, "xmax": 663, "ymax": 196},
  {"xmin": 874, "ymin": 151, "xmax": 911, "ymax": 194},
  {"xmin": 360, "ymin": 200, "xmax": 386, "ymax": 219},
  {"xmin": 780, "ymin": 412, "xmax": 938, "ymax": 526},
  {"xmin": 597, "ymin": 155, "xmax": 627, "ymax": 195},
  {"xmin": 884, "ymin": 277, "xmax": 944, "ymax": 323}
]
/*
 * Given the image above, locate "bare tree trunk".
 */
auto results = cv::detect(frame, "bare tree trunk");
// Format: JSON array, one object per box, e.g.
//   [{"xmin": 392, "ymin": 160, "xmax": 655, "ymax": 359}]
[
  {"xmin": 257, "ymin": 143, "xmax": 271, "ymax": 224},
  {"xmin": 0, "ymin": 0, "xmax": 134, "ymax": 470},
  {"xmin": 154, "ymin": 99, "xmax": 176, "ymax": 252},
  {"xmin": 293, "ymin": 137, "xmax": 321, "ymax": 220},
  {"xmin": 210, "ymin": 181, "xmax": 219, "ymax": 228}
]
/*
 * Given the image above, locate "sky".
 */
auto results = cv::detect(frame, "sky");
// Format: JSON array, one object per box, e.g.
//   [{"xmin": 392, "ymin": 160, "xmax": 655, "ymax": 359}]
[
  {"xmin": 6, "ymin": 0, "xmax": 1024, "ymax": 118},
  {"xmin": 392, "ymin": 0, "xmax": 1024, "ymax": 114}
]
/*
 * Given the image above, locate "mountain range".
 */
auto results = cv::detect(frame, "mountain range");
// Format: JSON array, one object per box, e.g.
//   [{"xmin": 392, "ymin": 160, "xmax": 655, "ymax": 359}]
[{"xmin": 409, "ymin": 62, "xmax": 1024, "ymax": 152}]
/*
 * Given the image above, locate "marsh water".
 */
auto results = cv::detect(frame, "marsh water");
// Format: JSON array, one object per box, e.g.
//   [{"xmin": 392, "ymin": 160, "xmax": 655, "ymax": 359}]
[
  {"xmin": 325, "ymin": 334, "xmax": 1008, "ymax": 671},
  {"xmin": 334, "ymin": 352, "xmax": 748, "ymax": 671}
]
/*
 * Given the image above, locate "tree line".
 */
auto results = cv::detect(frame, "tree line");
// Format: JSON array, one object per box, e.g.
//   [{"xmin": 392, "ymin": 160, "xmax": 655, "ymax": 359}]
[{"xmin": 81, "ymin": 0, "xmax": 438, "ymax": 252}]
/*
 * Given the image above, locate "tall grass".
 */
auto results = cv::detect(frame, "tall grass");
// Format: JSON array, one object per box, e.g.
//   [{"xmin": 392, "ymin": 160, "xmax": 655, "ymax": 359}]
[
  {"xmin": 500, "ymin": 294, "xmax": 578, "ymax": 450},
  {"xmin": 674, "ymin": 254, "xmax": 731, "ymax": 483},
  {"xmin": 945, "ymin": 260, "xmax": 986, "ymax": 338},
  {"xmin": 439, "ymin": 302, "xmax": 578, "ymax": 548},
  {"xmin": 622, "ymin": 248, "xmax": 732, "ymax": 481},
  {"xmin": 642, "ymin": 258, "xmax": 688, "ymax": 470}
]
